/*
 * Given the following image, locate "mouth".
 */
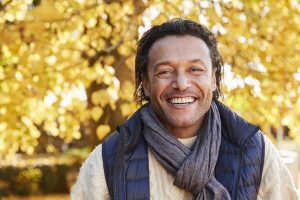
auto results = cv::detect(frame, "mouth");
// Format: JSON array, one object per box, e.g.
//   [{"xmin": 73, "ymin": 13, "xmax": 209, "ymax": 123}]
[
  {"xmin": 169, "ymin": 97, "xmax": 195, "ymax": 104},
  {"xmin": 167, "ymin": 96, "xmax": 197, "ymax": 108}
]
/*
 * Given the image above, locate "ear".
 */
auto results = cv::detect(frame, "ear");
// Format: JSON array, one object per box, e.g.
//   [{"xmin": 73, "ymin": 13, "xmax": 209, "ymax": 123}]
[{"xmin": 142, "ymin": 75, "xmax": 150, "ymax": 97}]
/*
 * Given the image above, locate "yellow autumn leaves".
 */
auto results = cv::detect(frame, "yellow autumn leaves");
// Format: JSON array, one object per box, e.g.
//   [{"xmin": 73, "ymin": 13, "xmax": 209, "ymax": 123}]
[{"xmin": 1, "ymin": 0, "xmax": 300, "ymax": 158}]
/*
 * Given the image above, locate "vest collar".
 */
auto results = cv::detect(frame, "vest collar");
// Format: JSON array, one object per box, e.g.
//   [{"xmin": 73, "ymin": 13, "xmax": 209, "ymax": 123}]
[{"xmin": 214, "ymin": 100, "xmax": 260, "ymax": 147}]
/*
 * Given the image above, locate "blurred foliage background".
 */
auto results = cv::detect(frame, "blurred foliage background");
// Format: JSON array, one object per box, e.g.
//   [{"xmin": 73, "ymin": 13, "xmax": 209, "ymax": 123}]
[{"xmin": 0, "ymin": 0, "xmax": 300, "ymax": 197}]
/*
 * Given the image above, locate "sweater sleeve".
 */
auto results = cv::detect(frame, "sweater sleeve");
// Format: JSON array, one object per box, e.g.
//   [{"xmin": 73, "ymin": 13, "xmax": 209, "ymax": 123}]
[
  {"xmin": 70, "ymin": 144, "xmax": 110, "ymax": 200},
  {"xmin": 258, "ymin": 135, "xmax": 298, "ymax": 200}
]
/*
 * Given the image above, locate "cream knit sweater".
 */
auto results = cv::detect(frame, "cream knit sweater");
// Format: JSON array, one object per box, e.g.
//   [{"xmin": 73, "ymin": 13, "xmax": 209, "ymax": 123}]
[{"xmin": 71, "ymin": 135, "xmax": 298, "ymax": 200}]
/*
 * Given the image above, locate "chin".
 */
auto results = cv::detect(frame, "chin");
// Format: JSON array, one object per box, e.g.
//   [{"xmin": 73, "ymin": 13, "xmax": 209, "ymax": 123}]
[{"xmin": 167, "ymin": 118, "xmax": 199, "ymax": 128}]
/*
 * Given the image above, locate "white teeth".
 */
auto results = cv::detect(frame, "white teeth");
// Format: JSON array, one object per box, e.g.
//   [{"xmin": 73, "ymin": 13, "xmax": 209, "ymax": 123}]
[{"xmin": 170, "ymin": 97, "xmax": 195, "ymax": 104}]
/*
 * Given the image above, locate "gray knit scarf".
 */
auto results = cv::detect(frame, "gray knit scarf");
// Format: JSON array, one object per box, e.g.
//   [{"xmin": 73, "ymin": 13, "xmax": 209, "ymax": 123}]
[{"xmin": 140, "ymin": 101, "xmax": 231, "ymax": 200}]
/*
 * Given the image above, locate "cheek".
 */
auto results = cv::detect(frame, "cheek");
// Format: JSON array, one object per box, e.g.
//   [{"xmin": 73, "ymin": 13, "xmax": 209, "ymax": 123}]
[
  {"xmin": 151, "ymin": 79, "xmax": 170, "ymax": 94},
  {"xmin": 194, "ymin": 77, "xmax": 215, "ymax": 91}
]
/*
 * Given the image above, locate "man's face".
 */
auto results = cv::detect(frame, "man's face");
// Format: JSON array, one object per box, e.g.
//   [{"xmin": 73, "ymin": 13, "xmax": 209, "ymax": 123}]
[{"xmin": 143, "ymin": 35, "xmax": 216, "ymax": 134}]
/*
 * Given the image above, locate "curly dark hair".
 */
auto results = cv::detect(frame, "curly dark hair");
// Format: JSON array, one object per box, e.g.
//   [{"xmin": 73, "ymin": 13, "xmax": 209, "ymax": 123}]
[{"xmin": 134, "ymin": 18, "xmax": 223, "ymax": 105}]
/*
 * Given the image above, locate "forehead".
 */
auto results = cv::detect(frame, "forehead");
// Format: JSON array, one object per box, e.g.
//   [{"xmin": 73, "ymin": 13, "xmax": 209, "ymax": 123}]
[{"xmin": 148, "ymin": 35, "xmax": 211, "ymax": 66}]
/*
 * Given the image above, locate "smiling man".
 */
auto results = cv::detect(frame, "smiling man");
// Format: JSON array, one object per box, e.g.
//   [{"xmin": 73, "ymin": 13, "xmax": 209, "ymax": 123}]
[
  {"xmin": 143, "ymin": 35, "xmax": 216, "ymax": 139},
  {"xmin": 71, "ymin": 19, "xmax": 298, "ymax": 200}
]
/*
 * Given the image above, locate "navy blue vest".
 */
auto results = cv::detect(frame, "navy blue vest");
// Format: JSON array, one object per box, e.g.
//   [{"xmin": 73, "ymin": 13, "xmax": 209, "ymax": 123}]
[{"xmin": 102, "ymin": 101, "xmax": 265, "ymax": 200}]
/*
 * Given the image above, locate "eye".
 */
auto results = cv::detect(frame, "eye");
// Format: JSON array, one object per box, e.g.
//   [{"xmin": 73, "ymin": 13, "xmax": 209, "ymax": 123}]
[
  {"xmin": 190, "ymin": 66, "xmax": 205, "ymax": 73},
  {"xmin": 159, "ymin": 70, "xmax": 172, "ymax": 75},
  {"xmin": 155, "ymin": 69, "xmax": 174, "ymax": 78}
]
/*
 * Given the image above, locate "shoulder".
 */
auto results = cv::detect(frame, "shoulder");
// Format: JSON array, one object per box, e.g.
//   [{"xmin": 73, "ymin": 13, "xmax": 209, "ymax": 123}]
[
  {"xmin": 262, "ymin": 135, "xmax": 274, "ymax": 154},
  {"xmin": 74, "ymin": 143, "xmax": 104, "ymax": 189},
  {"xmin": 102, "ymin": 131, "xmax": 119, "ymax": 161},
  {"xmin": 262, "ymin": 134, "xmax": 281, "ymax": 165},
  {"xmin": 85, "ymin": 143, "xmax": 104, "ymax": 169},
  {"xmin": 261, "ymin": 133, "xmax": 284, "ymax": 174},
  {"xmin": 102, "ymin": 131, "xmax": 119, "ymax": 148},
  {"xmin": 258, "ymin": 134, "xmax": 298, "ymax": 199},
  {"xmin": 71, "ymin": 143, "xmax": 110, "ymax": 200}
]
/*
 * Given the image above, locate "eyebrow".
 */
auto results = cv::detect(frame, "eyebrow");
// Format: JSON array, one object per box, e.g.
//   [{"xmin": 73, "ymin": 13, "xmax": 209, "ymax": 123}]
[
  {"xmin": 189, "ymin": 59, "xmax": 207, "ymax": 66},
  {"xmin": 153, "ymin": 59, "xmax": 207, "ymax": 71}
]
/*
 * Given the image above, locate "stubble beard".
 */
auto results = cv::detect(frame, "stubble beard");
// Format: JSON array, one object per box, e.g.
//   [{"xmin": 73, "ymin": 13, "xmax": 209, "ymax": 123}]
[{"xmin": 154, "ymin": 96, "xmax": 213, "ymax": 131}]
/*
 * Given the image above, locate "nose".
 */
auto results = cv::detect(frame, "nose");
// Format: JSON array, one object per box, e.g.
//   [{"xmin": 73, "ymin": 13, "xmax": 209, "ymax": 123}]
[{"xmin": 171, "ymin": 73, "xmax": 191, "ymax": 91}]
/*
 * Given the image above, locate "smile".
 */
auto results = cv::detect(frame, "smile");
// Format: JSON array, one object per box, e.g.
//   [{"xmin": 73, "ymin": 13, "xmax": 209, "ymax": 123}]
[{"xmin": 169, "ymin": 97, "xmax": 195, "ymax": 104}]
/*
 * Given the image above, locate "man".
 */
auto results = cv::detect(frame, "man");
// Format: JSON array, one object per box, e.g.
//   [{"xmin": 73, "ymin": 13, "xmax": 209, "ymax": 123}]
[{"xmin": 71, "ymin": 19, "xmax": 298, "ymax": 199}]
